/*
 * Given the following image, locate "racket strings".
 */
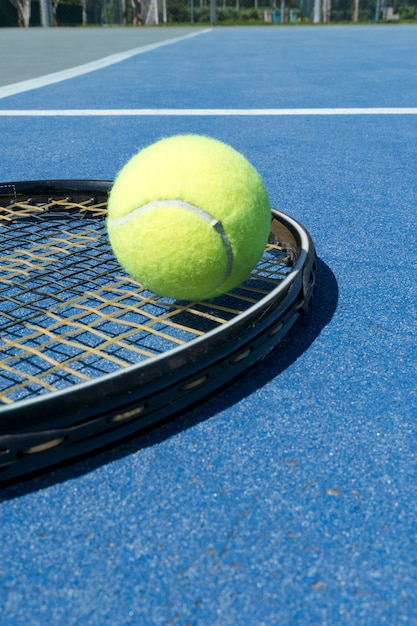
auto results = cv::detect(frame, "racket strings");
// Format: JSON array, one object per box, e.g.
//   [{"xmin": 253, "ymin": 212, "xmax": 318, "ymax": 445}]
[
  {"xmin": 0, "ymin": 195, "xmax": 293, "ymax": 405},
  {"xmin": 0, "ymin": 194, "xmax": 107, "ymax": 219}
]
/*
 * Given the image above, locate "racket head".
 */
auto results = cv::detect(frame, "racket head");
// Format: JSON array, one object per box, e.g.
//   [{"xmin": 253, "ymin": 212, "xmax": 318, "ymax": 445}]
[{"xmin": 0, "ymin": 180, "xmax": 316, "ymax": 484}]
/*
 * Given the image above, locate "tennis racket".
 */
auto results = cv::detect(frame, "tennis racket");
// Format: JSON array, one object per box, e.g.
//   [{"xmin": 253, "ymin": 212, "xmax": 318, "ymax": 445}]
[{"xmin": 0, "ymin": 180, "xmax": 316, "ymax": 485}]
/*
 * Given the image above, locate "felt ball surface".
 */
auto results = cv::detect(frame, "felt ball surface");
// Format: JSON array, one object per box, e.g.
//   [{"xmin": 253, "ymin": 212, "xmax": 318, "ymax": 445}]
[{"xmin": 107, "ymin": 134, "xmax": 271, "ymax": 301}]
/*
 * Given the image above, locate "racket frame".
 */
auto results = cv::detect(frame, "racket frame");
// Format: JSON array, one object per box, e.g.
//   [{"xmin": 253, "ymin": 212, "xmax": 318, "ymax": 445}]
[{"xmin": 0, "ymin": 180, "xmax": 316, "ymax": 483}]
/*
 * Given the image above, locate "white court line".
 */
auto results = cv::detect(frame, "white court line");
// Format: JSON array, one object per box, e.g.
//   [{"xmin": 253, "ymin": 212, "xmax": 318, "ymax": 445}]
[
  {"xmin": 0, "ymin": 29, "xmax": 211, "ymax": 100},
  {"xmin": 1, "ymin": 108, "xmax": 417, "ymax": 116}
]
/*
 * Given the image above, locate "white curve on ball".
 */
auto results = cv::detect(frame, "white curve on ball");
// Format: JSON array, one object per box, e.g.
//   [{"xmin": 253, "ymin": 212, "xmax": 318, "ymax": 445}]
[{"xmin": 109, "ymin": 199, "xmax": 234, "ymax": 284}]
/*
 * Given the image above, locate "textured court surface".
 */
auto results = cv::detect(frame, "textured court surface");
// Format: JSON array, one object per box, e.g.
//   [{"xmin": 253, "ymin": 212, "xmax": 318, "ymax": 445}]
[{"xmin": 0, "ymin": 25, "xmax": 416, "ymax": 625}]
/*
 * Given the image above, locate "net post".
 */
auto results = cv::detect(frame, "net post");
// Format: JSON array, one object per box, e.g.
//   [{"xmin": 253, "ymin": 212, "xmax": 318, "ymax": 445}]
[
  {"xmin": 313, "ymin": 0, "xmax": 321, "ymax": 22},
  {"xmin": 210, "ymin": 0, "xmax": 216, "ymax": 24},
  {"xmin": 40, "ymin": 0, "xmax": 53, "ymax": 26}
]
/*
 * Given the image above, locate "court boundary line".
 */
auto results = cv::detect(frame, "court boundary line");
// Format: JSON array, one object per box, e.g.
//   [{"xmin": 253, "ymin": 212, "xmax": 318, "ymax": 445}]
[
  {"xmin": 1, "ymin": 108, "xmax": 417, "ymax": 116},
  {"xmin": 0, "ymin": 29, "xmax": 211, "ymax": 100}
]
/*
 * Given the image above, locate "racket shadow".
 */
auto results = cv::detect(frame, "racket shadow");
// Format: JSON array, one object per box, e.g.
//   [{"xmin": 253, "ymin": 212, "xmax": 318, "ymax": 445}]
[{"xmin": 1, "ymin": 257, "xmax": 337, "ymax": 500}]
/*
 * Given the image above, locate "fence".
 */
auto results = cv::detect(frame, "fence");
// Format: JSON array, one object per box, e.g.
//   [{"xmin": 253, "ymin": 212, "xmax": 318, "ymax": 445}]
[{"xmin": 0, "ymin": 0, "xmax": 415, "ymax": 27}]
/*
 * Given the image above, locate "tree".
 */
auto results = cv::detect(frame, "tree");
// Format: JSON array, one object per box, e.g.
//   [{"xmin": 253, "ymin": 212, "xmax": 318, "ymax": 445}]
[
  {"xmin": 131, "ymin": 0, "xmax": 142, "ymax": 23},
  {"xmin": 9, "ymin": 0, "xmax": 31, "ymax": 26},
  {"xmin": 52, "ymin": 0, "xmax": 59, "ymax": 25},
  {"xmin": 323, "ymin": 0, "xmax": 331, "ymax": 20}
]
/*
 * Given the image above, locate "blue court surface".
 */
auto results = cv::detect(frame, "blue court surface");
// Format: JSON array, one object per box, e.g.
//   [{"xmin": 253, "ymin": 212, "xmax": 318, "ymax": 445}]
[{"xmin": 1, "ymin": 24, "xmax": 417, "ymax": 625}]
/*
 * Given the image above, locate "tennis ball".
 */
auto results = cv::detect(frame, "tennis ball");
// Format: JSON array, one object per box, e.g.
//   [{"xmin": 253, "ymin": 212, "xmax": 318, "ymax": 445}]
[{"xmin": 107, "ymin": 134, "xmax": 271, "ymax": 301}]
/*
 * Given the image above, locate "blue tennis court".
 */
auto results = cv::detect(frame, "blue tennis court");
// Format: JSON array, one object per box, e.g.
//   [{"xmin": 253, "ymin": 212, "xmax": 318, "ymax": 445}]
[{"xmin": 0, "ymin": 24, "xmax": 416, "ymax": 625}]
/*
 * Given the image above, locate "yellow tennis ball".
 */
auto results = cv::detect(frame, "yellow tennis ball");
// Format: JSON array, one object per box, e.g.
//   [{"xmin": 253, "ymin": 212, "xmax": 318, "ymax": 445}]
[{"xmin": 107, "ymin": 134, "xmax": 271, "ymax": 301}]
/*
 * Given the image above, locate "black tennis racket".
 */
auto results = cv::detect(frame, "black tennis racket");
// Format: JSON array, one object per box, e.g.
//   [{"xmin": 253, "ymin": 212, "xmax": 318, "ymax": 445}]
[{"xmin": 0, "ymin": 180, "xmax": 316, "ymax": 485}]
